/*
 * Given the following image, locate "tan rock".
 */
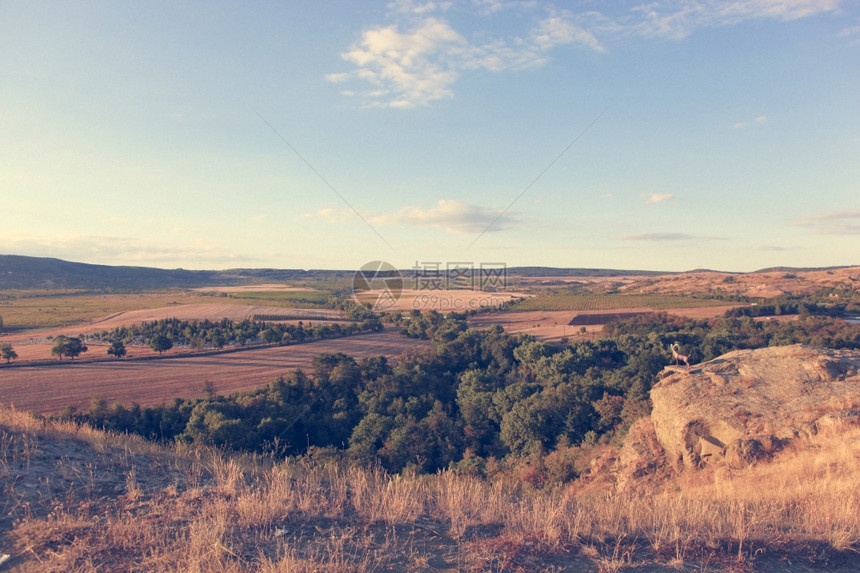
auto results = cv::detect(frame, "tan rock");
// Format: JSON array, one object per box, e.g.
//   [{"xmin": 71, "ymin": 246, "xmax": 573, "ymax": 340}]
[
  {"xmin": 614, "ymin": 417, "xmax": 669, "ymax": 490},
  {"xmin": 649, "ymin": 344, "xmax": 860, "ymax": 471}
]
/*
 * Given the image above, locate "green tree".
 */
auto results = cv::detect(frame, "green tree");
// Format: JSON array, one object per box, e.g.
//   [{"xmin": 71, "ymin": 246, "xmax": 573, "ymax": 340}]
[
  {"xmin": 210, "ymin": 332, "xmax": 226, "ymax": 349},
  {"xmin": 260, "ymin": 328, "xmax": 280, "ymax": 344},
  {"xmin": 51, "ymin": 335, "xmax": 88, "ymax": 359},
  {"xmin": 1, "ymin": 342, "xmax": 17, "ymax": 363},
  {"xmin": 107, "ymin": 340, "xmax": 127, "ymax": 358},
  {"xmin": 149, "ymin": 334, "xmax": 173, "ymax": 354}
]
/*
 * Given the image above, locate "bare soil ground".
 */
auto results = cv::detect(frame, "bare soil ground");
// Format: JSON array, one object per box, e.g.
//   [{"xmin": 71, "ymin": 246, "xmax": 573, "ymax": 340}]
[{"xmin": 0, "ymin": 330, "xmax": 429, "ymax": 415}]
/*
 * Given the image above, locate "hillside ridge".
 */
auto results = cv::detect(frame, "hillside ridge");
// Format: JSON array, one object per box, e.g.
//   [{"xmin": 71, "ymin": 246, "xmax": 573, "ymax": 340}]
[{"xmin": 3, "ymin": 254, "xmax": 857, "ymax": 291}]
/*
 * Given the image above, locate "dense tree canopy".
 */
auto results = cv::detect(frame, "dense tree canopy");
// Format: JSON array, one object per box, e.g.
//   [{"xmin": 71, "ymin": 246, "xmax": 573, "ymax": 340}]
[
  {"xmin": 87, "ymin": 315, "xmax": 383, "ymax": 351},
  {"xmin": 149, "ymin": 334, "xmax": 173, "ymax": 354},
  {"xmin": 51, "ymin": 335, "xmax": 88, "ymax": 359},
  {"xmin": 107, "ymin": 340, "xmax": 127, "ymax": 358},
  {"xmin": 63, "ymin": 305, "xmax": 860, "ymax": 482}
]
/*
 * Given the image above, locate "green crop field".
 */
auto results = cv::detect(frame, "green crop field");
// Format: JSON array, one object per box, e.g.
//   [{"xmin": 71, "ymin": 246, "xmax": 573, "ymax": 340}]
[
  {"xmin": 509, "ymin": 294, "xmax": 728, "ymax": 312},
  {"xmin": 224, "ymin": 290, "xmax": 331, "ymax": 306},
  {"xmin": 0, "ymin": 291, "xmax": 210, "ymax": 330}
]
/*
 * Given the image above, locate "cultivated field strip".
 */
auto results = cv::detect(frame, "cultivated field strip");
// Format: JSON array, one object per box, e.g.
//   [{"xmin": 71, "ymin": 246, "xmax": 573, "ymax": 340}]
[
  {"xmin": 0, "ymin": 330, "xmax": 429, "ymax": 416},
  {"xmin": 511, "ymin": 294, "xmax": 728, "ymax": 312}
]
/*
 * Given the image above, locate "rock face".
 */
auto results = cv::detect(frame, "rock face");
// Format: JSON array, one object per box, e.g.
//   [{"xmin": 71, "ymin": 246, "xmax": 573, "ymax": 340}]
[{"xmin": 649, "ymin": 344, "xmax": 860, "ymax": 471}]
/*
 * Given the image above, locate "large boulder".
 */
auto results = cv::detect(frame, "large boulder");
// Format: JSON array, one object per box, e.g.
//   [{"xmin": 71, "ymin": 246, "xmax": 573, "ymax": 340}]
[{"xmin": 650, "ymin": 344, "xmax": 860, "ymax": 471}]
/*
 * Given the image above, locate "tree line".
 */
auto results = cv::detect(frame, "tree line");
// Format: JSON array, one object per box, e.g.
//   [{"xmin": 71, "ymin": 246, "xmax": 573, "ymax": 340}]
[
  {"xmin": 0, "ymin": 310, "xmax": 384, "ymax": 364},
  {"xmin": 61, "ymin": 309, "xmax": 860, "ymax": 484},
  {"xmin": 88, "ymin": 313, "xmax": 381, "ymax": 351}
]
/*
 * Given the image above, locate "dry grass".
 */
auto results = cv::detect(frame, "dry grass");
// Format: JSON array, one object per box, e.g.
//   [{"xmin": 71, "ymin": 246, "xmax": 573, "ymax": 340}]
[{"xmin": 2, "ymin": 405, "xmax": 859, "ymax": 571}]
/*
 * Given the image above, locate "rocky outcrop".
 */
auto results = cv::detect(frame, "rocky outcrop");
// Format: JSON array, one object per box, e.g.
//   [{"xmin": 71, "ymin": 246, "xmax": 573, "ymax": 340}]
[{"xmin": 649, "ymin": 344, "xmax": 860, "ymax": 471}]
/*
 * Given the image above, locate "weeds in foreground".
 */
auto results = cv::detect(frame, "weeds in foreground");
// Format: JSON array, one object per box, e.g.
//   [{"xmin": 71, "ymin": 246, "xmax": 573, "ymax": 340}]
[{"xmin": 2, "ymin": 406, "xmax": 859, "ymax": 571}]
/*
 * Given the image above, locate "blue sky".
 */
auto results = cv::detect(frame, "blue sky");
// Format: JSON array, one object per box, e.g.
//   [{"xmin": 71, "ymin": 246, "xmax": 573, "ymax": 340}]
[{"xmin": 2, "ymin": 0, "xmax": 858, "ymax": 272}]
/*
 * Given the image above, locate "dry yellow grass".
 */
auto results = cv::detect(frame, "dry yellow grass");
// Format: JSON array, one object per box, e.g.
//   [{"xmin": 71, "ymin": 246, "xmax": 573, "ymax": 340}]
[{"xmin": 2, "ymin": 405, "xmax": 859, "ymax": 571}]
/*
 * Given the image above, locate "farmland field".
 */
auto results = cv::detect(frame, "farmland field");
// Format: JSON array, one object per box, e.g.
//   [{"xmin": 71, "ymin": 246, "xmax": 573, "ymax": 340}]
[
  {"xmin": 508, "ymin": 294, "xmax": 729, "ymax": 312},
  {"xmin": 0, "ymin": 329, "xmax": 429, "ymax": 415},
  {"xmin": 470, "ymin": 304, "xmax": 739, "ymax": 341},
  {"xmin": 0, "ymin": 288, "xmax": 338, "ymax": 331},
  {"xmin": 354, "ymin": 288, "xmax": 529, "ymax": 312},
  {"xmin": 218, "ymin": 290, "xmax": 331, "ymax": 306}
]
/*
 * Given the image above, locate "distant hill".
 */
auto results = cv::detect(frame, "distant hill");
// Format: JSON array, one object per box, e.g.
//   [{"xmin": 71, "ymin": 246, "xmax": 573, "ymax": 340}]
[
  {"xmin": 0, "ymin": 255, "xmax": 677, "ymax": 291},
  {"xmin": 0, "ymin": 255, "xmax": 343, "ymax": 290},
  {"xmin": 3, "ymin": 254, "xmax": 852, "ymax": 291},
  {"xmin": 752, "ymin": 265, "xmax": 855, "ymax": 273}
]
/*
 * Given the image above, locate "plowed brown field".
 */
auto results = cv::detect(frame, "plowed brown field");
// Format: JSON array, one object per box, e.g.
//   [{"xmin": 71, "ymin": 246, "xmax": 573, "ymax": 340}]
[{"xmin": 0, "ymin": 330, "xmax": 429, "ymax": 415}]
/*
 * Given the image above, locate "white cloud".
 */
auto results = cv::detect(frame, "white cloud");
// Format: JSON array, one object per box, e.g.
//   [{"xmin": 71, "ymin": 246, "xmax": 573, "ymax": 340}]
[
  {"xmin": 791, "ymin": 209, "xmax": 860, "ymax": 234},
  {"xmin": 330, "ymin": 1, "xmax": 844, "ymax": 108},
  {"xmin": 532, "ymin": 10, "xmax": 604, "ymax": 52},
  {"xmin": 331, "ymin": 17, "xmax": 466, "ymax": 108},
  {"xmin": 329, "ymin": 6, "xmax": 605, "ymax": 108},
  {"xmin": 642, "ymin": 193, "xmax": 675, "ymax": 204},
  {"xmin": 619, "ymin": 232, "xmax": 693, "ymax": 241},
  {"xmin": 371, "ymin": 199, "xmax": 520, "ymax": 233}
]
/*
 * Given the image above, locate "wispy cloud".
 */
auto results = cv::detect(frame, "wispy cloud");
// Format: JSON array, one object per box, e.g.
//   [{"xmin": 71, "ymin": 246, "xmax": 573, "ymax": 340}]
[
  {"xmin": 791, "ymin": 209, "xmax": 860, "ymax": 235},
  {"xmin": 1, "ymin": 234, "xmax": 253, "ymax": 268},
  {"xmin": 371, "ymin": 199, "xmax": 520, "ymax": 233},
  {"xmin": 733, "ymin": 115, "xmax": 768, "ymax": 129},
  {"xmin": 304, "ymin": 207, "xmax": 353, "ymax": 224},
  {"xmin": 619, "ymin": 232, "xmax": 694, "ymax": 241},
  {"xmin": 330, "ymin": 1, "xmax": 843, "ymax": 108},
  {"xmin": 618, "ymin": 232, "xmax": 728, "ymax": 241},
  {"xmin": 388, "ymin": 0, "xmax": 453, "ymax": 16},
  {"xmin": 624, "ymin": 0, "xmax": 842, "ymax": 40},
  {"xmin": 839, "ymin": 25, "xmax": 860, "ymax": 46},
  {"xmin": 642, "ymin": 193, "xmax": 675, "ymax": 204}
]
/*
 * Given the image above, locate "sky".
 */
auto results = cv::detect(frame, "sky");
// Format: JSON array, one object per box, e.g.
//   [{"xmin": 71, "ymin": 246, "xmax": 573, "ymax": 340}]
[{"xmin": 2, "ymin": 0, "xmax": 859, "ymax": 273}]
